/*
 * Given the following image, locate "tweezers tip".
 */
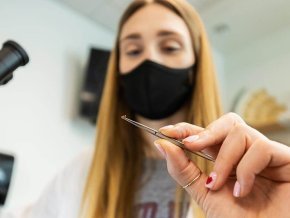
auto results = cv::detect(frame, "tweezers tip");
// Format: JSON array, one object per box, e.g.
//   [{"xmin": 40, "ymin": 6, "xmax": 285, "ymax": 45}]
[{"xmin": 121, "ymin": 115, "xmax": 127, "ymax": 119}]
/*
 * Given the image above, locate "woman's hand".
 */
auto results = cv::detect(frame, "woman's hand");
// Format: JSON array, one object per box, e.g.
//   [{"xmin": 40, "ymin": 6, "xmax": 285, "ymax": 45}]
[{"xmin": 154, "ymin": 113, "xmax": 290, "ymax": 218}]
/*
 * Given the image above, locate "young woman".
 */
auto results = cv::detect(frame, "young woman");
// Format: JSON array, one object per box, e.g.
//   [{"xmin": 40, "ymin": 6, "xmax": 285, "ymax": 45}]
[
  {"xmin": 81, "ymin": 0, "xmax": 221, "ymax": 217},
  {"xmin": 4, "ymin": 0, "xmax": 290, "ymax": 218}
]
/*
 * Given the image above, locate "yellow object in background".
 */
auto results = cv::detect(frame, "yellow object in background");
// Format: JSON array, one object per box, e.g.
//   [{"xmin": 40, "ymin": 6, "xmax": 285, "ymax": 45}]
[{"xmin": 235, "ymin": 89, "xmax": 290, "ymax": 132}]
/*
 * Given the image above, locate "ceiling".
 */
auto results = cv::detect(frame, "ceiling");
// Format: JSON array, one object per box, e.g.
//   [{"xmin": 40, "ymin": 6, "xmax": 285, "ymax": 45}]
[{"xmin": 53, "ymin": 0, "xmax": 290, "ymax": 55}]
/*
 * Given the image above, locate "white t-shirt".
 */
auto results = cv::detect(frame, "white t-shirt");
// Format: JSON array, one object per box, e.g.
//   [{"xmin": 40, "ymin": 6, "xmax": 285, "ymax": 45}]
[{"xmin": 1, "ymin": 148, "xmax": 194, "ymax": 218}]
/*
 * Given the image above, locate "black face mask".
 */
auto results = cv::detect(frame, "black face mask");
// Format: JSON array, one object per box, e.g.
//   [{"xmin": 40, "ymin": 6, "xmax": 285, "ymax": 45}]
[{"xmin": 119, "ymin": 60, "xmax": 194, "ymax": 120}]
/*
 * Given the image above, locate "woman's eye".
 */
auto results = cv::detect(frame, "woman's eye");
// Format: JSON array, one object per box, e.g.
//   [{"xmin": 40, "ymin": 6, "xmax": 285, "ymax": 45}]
[
  {"xmin": 126, "ymin": 49, "xmax": 142, "ymax": 57},
  {"xmin": 162, "ymin": 46, "xmax": 180, "ymax": 53}
]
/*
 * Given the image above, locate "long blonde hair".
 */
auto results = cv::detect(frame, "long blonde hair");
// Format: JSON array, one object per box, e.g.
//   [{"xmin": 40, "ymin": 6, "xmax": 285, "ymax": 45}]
[{"xmin": 81, "ymin": 0, "xmax": 222, "ymax": 217}]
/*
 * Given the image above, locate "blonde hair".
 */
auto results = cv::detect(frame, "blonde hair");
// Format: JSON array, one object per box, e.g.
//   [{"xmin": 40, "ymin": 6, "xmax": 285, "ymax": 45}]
[{"xmin": 81, "ymin": 0, "xmax": 222, "ymax": 217}]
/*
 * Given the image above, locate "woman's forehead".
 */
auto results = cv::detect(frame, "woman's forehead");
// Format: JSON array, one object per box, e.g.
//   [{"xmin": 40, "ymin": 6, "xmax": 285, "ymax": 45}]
[{"xmin": 120, "ymin": 3, "xmax": 190, "ymax": 41}]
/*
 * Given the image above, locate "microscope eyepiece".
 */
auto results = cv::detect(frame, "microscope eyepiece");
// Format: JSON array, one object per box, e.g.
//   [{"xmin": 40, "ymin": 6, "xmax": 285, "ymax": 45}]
[{"xmin": 0, "ymin": 40, "xmax": 29, "ymax": 85}]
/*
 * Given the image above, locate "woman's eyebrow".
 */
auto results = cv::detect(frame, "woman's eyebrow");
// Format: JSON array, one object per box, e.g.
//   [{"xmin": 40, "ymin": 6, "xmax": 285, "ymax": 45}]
[
  {"xmin": 157, "ymin": 30, "xmax": 182, "ymax": 38},
  {"xmin": 120, "ymin": 33, "xmax": 142, "ymax": 42}
]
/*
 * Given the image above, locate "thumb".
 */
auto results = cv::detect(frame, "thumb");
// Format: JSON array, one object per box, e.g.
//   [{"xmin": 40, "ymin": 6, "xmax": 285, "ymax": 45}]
[{"xmin": 154, "ymin": 139, "xmax": 209, "ymax": 207}]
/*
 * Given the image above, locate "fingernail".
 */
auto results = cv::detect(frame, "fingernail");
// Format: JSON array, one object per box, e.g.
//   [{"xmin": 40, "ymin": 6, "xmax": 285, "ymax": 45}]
[
  {"xmin": 160, "ymin": 125, "xmax": 174, "ymax": 131},
  {"xmin": 205, "ymin": 172, "xmax": 217, "ymax": 189},
  {"xmin": 154, "ymin": 141, "xmax": 166, "ymax": 158},
  {"xmin": 233, "ymin": 181, "xmax": 241, "ymax": 197},
  {"xmin": 183, "ymin": 135, "xmax": 199, "ymax": 143}
]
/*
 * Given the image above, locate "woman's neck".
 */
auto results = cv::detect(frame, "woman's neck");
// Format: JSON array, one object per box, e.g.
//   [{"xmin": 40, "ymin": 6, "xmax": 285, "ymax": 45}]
[{"xmin": 136, "ymin": 106, "xmax": 187, "ymax": 159}]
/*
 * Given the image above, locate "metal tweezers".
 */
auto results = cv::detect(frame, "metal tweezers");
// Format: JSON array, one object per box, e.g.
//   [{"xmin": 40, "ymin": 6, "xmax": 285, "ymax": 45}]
[{"xmin": 121, "ymin": 115, "xmax": 215, "ymax": 162}]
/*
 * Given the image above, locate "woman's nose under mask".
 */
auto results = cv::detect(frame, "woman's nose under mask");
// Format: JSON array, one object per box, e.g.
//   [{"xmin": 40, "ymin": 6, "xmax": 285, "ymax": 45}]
[{"xmin": 119, "ymin": 60, "xmax": 195, "ymax": 120}]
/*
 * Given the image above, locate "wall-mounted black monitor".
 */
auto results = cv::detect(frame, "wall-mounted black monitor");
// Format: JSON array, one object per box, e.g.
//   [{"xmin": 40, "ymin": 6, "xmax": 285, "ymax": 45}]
[{"xmin": 79, "ymin": 48, "xmax": 111, "ymax": 123}]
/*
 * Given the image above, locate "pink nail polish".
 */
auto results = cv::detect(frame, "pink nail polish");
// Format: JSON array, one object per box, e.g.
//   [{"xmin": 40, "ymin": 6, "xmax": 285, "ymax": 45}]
[
  {"xmin": 205, "ymin": 172, "xmax": 217, "ymax": 189},
  {"xmin": 233, "ymin": 181, "xmax": 241, "ymax": 197}
]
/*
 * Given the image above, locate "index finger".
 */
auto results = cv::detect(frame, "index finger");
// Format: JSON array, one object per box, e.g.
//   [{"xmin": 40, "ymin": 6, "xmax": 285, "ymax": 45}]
[{"xmin": 182, "ymin": 113, "xmax": 246, "ymax": 151}]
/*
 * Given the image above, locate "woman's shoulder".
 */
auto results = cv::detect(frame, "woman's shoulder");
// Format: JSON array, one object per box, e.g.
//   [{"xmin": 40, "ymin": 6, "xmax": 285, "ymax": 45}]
[
  {"xmin": 60, "ymin": 146, "xmax": 94, "ymax": 180},
  {"xmin": 35, "ymin": 146, "xmax": 95, "ymax": 216},
  {"xmin": 54, "ymin": 146, "xmax": 94, "ymax": 196}
]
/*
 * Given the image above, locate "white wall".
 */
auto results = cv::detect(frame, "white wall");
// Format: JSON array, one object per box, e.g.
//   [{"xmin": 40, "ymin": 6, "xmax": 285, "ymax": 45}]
[
  {"xmin": 223, "ymin": 25, "xmax": 290, "ymax": 144},
  {"xmin": 225, "ymin": 25, "xmax": 290, "ymax": 101},
  {"xmin": 212, "ymin": 49, "xmax": 226, "ymax": 110},
  {"xmin": 0, "ymin": 0, "xmax": 114, "ymax": 210}
]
